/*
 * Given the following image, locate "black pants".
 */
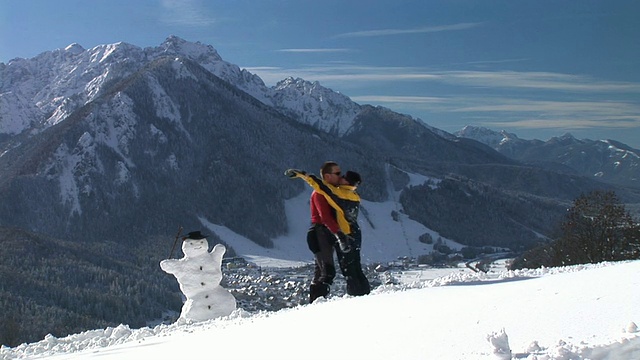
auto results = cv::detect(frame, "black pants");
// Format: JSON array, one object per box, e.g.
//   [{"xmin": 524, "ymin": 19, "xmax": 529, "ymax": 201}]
[
  {"xmin": 307, "ymin": 224, "xmax": 370, "ymax": 302},
  {"xmin": 335, "ymin": 227, "xmax": 371, "ymax": 296},
  {"xmin": 307, "ymin": 223, "xmax": 336, "ymax": 285}
]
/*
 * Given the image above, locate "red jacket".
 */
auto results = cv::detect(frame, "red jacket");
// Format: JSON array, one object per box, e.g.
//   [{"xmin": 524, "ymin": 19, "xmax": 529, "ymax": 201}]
[{"xmin": 310, "ymin": 191, "xmax": 340, "ymax": 234}]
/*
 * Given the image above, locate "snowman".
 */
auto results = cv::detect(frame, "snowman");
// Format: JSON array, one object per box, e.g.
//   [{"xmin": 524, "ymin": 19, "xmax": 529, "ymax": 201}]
[{"xmin": 160, "ymin": 231, "xmax": 236, "ymax": 322}]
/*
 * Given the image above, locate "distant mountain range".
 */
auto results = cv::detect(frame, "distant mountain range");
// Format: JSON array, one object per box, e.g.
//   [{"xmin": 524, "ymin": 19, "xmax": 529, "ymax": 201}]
[
  {"xmin": 455, "ymin": 126, "xmax": 640, "ymax": 190},
  {"xmin": 1, "ymin": 36, "xmax": 639, "ymax": 345}
]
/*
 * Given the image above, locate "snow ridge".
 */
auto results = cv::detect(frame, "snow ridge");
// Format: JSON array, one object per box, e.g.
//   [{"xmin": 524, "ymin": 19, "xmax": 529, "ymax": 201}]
[{"xmin": 0, "ymin": 36, "xmax": 361, "ymax": 138}]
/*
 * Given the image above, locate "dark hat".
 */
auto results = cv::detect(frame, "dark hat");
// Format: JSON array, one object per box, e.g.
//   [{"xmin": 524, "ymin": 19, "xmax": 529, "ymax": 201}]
[
  {"xmin": 343, "ymin": 171, "xmax": 362, "ymax": 186},
  {"xmin": 183, "ymin": 231, "xmax": 208, "ymax": 240}
]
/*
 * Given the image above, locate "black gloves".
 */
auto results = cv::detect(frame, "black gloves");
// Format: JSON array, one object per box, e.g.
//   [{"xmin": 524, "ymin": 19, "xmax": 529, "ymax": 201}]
[
  {"xmin": 334, "ymin": 231, "xmax": 353, "ymax": 253},
  {"xmin": 284, "ymin": 169, "xmax": 306, "ymax": 178}
]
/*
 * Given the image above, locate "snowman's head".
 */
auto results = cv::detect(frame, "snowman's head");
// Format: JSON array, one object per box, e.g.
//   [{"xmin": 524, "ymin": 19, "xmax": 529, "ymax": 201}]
[{"xmin": 182, "ymin": 238, "xmax": 209, "ymax": 257}]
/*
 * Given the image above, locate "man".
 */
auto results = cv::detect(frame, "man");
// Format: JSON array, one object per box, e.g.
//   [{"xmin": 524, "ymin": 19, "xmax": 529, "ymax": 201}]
[{"xmin": 306, "ymin": 161, "xmax": 343, "ymax": 302}]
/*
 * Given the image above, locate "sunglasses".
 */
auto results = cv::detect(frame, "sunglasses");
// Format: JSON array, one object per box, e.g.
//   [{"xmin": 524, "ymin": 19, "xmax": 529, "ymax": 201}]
[{"xmin": 330, "ymin": 171, "xmax": 341, "ymax": 176}]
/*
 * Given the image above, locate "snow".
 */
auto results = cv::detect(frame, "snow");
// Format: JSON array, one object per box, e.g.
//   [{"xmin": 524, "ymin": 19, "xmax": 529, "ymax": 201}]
[
  {"xmin": 146, "ymin": 74, "xmax": 181, "ymax": 123},
  {"xmin": 198, "ymin": 190, "xmax": 314, "ymax": 268},
  {"xmin": 2, "ymin": 260, "xmax": 638, "ymax": 360},
  {"xmin": 50, "ymin": 142, "xmax": 85, "ymax": 215},
  {"xmin": 0, "ymin": 91, "xmax": 39, "ymax": 134}
]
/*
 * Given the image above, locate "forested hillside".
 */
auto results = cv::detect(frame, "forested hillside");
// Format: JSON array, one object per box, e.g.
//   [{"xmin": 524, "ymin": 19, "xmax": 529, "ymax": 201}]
[{"xmin": 0, "ymin": 227, "xmax": 181, "ymax": 346}]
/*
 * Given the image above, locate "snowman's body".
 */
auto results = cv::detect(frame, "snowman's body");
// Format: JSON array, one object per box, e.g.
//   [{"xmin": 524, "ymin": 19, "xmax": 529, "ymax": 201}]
[{"xmin": 160, "ymin": 238, "xmax": 236, "ymax": 322}]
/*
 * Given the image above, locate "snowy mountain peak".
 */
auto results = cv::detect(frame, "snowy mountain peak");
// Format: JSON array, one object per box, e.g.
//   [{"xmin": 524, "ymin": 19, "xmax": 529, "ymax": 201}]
[
  {"xmin": 274, "ymin": 77, "xmax": 319, "ymax": 91},
  {"xmin": 270, "ymin": 76, "xmax": 361, "ymax": 135},
  {"xmin": 558, "ymin": 132, "xmax": 577, "ymax": 141},
  {"xmin": 456, "ymin": 125, "xmax": 519, "ymax": 147},
  {"xmin": 88, "ymin": 41, "xmax": 143, "ymax": 64},
  {"xmin": 561, "ymin": 132, "xmax": 574, "ymax": 138},
  {"xmin": 275, "ymin": 76, "xmax": 354, "ymax": 100},
  {"xmin": 64, "ymin": 43, "xmax": 85, "ymax": 54},
  {"xmin": 547, "ymin": 132, "xmax": 583, "ymax": 146},
  {"xmin": 158, "ymin": 35, "xmax": 223, "ymax": 63}
]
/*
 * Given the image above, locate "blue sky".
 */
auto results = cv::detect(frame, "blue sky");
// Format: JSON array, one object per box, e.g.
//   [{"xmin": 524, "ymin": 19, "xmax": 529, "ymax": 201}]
[{"xmin": 2, "ymin": 0, "xmax": 640, "ymax": 147}]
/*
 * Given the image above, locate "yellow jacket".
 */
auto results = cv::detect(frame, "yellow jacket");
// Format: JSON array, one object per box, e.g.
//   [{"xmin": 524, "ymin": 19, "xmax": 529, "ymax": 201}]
[{"xmin": 294, "ymin": 172, "xmax": 360, "ymax": 235}]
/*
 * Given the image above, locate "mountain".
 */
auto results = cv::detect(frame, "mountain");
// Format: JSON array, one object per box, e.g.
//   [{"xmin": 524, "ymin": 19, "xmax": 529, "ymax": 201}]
[
  {"xmin": 0, "ymin": 36, "xmax": 360, "ymax": 141},
  {"xmin": 2, "ymin": 36, "xmax": 640, "ymax": 345},
  {"xmin": 456, "ymin": 125, "xmax": 640, "ymax": 190},
  {"xmin": 0, "ymin": 35, "xmax": 564, "ymax": 250}
]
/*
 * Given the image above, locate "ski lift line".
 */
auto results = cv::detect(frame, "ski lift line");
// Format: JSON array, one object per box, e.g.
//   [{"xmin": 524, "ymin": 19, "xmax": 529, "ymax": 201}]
[{"xmin": 384, "ymin": 163, "xmax": 412, "ymax": 257}]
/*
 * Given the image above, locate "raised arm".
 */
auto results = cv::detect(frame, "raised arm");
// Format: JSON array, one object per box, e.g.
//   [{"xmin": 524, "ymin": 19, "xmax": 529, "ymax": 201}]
[
  {"xmin": 160, "ymin": 258, "xmax": 180, "ymax": 274},
  {"xmin": 284, "ymin": 169, "xmax": 356, "ymax": 234}
]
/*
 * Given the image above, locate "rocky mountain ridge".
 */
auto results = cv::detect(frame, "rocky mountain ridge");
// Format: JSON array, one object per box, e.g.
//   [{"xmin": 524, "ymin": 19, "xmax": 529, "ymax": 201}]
[
  {"xmin": 0, "ymin": 35, "xmax": 360, "ymax": 138},
  {"xmin": 456, "ymin": 125, "xmax": 640, "ymax": 189}
]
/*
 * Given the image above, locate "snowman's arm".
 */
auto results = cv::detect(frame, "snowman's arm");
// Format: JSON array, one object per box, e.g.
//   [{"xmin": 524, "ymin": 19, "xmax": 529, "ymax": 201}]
[
  {"xmin": 209, "ymin": 244, "xmax": 227, "ymax": 266},
  {"xmin": 160, "ymin": 259, "xmax": 180, "ymax": 274}
]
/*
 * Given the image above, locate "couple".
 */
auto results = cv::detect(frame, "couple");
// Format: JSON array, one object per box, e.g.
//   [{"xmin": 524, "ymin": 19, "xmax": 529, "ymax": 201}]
[{"xmin": 286, "ymin": 161, "xmax": 371, "ymax": 303}]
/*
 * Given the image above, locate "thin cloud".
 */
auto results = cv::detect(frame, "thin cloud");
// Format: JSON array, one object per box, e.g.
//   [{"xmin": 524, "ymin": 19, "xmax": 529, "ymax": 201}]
[
  {"xmin": 247, "ymin": 64, "xmax": 640, "ymax": 94},
  {"xmin": 276, "ymin": 48, "xmax": 352, "ymax": 53},
  {"xmin": 451, "ymin": 99, "xmax": 640, "ymax": 115},
  {"xmin": 245, "ymin": 64, "xmax": 442, "ymax": 86},
  {"xmin": 443, "ymin": 71, "xmax": 640, "ymax": 93},
  {"xmin": 335, "ymin": 22, "xmax": 483, "ymax": 38},
  {"xmin": 482, "ymin": 117, "xmax": 640, "ymax": 130},
  {"xmin": 160, "ymin": 0, "xmax": 216, "ymax": 27},
  {"xmin": 462, "ymin": 58, "xmax": 530, "ymax": 66},
  {"xmin": 449, "ymin": 98, "xmax": 640, "ymax": 130},
  {"xmin": 351, "ymin": 95, "xmax": 447, "ymax": 104}
]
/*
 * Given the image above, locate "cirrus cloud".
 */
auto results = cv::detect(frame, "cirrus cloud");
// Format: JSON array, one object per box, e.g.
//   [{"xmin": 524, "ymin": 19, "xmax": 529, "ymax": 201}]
[
  {"xmin": 159, "ymin": 0, "xmax": 216, "ymax": 27},
  {"xmin": 334, "ymin": 23, "xmax": 483, "ymax": 38}
]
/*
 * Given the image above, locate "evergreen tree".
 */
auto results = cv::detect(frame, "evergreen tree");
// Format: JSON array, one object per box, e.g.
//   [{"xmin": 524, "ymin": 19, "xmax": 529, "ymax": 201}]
[
  {"xmin": 553, "ymin": 190, "xmax": 640, "ymax": 265},
  {"xmin": 511, "ymin": 190, "xmax": 640, "ymax": 269}
]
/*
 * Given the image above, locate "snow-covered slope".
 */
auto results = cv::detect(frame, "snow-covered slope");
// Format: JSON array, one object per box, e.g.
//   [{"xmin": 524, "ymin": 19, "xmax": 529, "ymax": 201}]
[{"xmin": 3, "ymin": 260, "xmax": 639, "ymax": 360}]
